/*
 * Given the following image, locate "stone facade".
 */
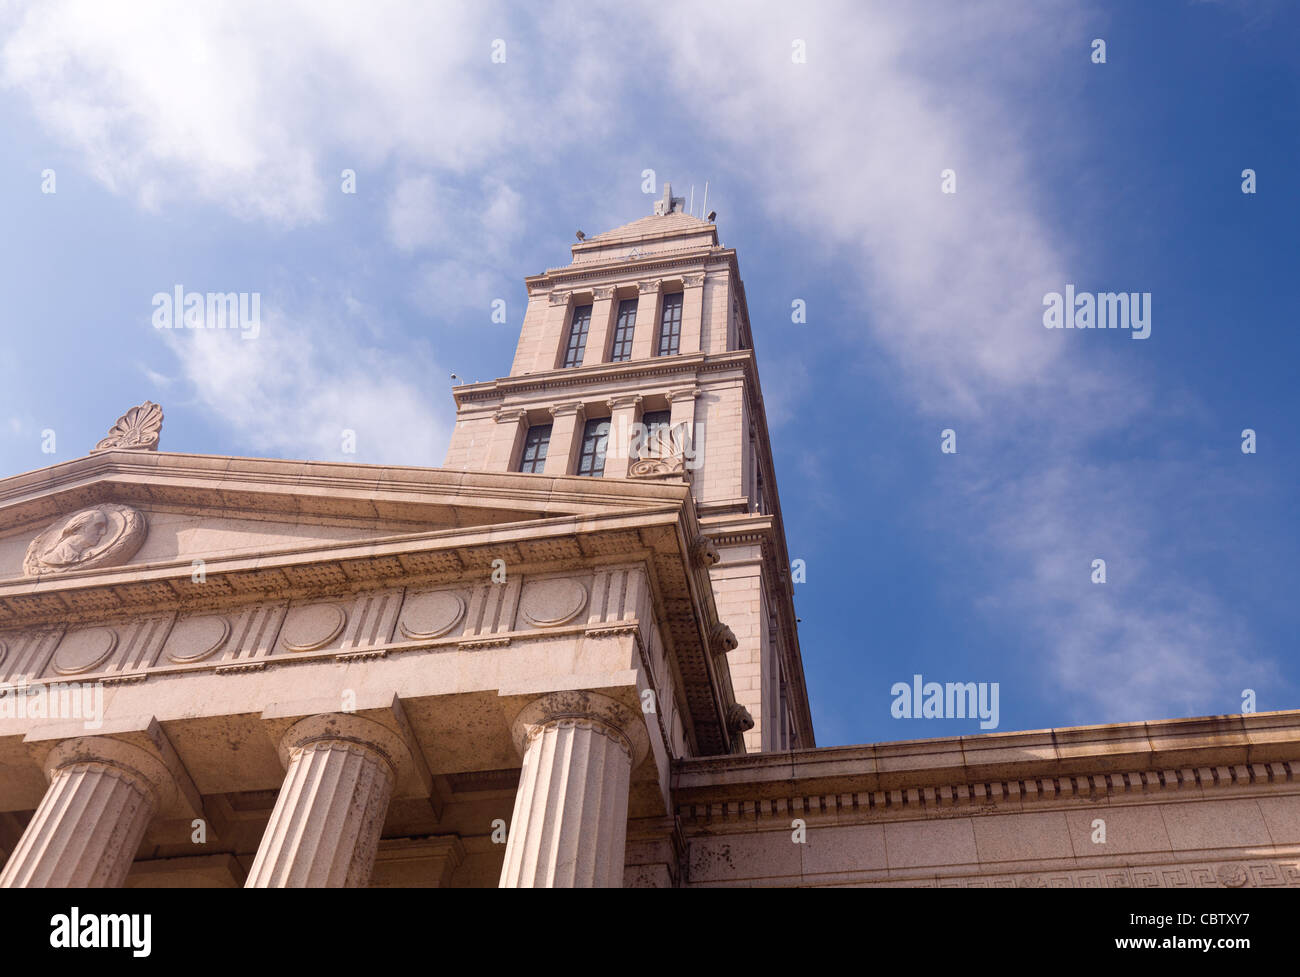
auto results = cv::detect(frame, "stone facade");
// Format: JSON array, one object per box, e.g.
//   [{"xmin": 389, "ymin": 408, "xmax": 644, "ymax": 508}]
[{"xmin": 0, "ymin": 199, "xmax": 1296, "ymax": 887}]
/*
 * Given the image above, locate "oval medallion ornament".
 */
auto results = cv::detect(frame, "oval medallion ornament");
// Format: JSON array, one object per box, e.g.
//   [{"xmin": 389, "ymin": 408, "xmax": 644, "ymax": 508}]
[
  {"xmin": 280, "ymin": 603, "xmax": 347, "ymax": 652},
  {"xmin": 399, "ymin": 591, "xmax": 465, "ymax": 640},
  {"xmin": 166, "ymin": 615, "xmax": 231, "ymax": 664},
  {"xmin": 24, "ymin": 504, "xmax": 148, "ymax": 577},
  {"xmin": 519, "ymin": 579, "xmax": 588, "ymax": 627},
  {"xmin": 53, "ymin": 627, "xmax": 119, "ymax": 675}
]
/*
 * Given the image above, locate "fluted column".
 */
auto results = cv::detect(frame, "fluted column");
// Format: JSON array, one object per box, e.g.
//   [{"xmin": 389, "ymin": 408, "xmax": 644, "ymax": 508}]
[
  {"xmin": 500, "ymin": 691, "xmax": 649, "ymax": 888},
  {"xmin": 245, "ymin": 714, "xmax": 407, "ymax": 888},
  {"xmin": 1, "ymin": 737, "xmax": 172, "ymax": 888}
]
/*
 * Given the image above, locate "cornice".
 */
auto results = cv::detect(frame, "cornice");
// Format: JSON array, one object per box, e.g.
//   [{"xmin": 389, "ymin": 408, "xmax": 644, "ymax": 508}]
[
  {"xmin": 451, "ymin": 350, "xmax": 753, "ymax": 406},
  {"xmin": 672, "ymin": 711, "xmax": 1300, "ymax": 823},
  {"xmin": 525, "ymin": 248, "xmax": 737, "ymax": 291}
]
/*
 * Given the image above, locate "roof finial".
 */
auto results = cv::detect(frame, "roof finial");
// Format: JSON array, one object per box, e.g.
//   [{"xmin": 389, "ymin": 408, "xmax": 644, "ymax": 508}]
[
  {"xmin": 653, "ymin": 182, "xmax": 685, "ymax": 216},
  {"xmin": 93, "ymin": 401, "xmax": 164, "ymax": 452}
]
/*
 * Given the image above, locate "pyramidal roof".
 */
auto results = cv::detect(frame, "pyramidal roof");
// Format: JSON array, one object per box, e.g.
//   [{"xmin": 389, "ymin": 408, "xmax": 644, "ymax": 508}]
[
  {"xmin": 571, "ymin": 182, "xmax": 720, "ymax": 262},
  {"xmin": 585, "ymin": 210, "xmax": 716, "ymax": 246}
]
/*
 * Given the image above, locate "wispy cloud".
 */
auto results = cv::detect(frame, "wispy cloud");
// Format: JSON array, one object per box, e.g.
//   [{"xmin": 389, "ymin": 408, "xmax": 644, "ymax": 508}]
[{"xmin": 156, "ymin": 296, "xmax": 448, "ymax": 465}]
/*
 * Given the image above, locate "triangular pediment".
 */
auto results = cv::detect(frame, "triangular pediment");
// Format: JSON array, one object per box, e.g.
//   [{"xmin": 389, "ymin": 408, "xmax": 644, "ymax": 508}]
[{"xmin": 0, "ymin": 449, "xmax": 692, "ymax": 585}]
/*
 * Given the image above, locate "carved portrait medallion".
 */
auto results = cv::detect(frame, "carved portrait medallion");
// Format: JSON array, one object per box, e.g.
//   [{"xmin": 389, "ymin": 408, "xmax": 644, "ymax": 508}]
[{"xmin": 23, "ymin": 504, "xmax": 148, "ymax": 577}]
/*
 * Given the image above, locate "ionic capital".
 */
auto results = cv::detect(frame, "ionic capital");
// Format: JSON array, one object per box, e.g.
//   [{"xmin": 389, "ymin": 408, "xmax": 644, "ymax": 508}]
[
  {"xmin": 548, "ymin": 401, "xmax": 586, "ymax": 420},
  {"xmin": 606, "ymin": 394, "xmax": 643, "ymax": 413}
]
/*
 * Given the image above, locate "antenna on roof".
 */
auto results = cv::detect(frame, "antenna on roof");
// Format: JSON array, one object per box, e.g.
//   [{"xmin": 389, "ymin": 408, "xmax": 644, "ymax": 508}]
[
  {"xmin": 689, "ymin": 184, "xmax": 695, "ymax": 217},
  {"xmin": 702, "ymin": 181, "xmax": 709, "ymax": 222}
]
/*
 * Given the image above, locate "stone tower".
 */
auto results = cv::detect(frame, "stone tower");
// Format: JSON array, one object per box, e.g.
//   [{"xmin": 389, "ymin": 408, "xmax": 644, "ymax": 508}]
[{"xmin": 445, "ymin": 187, "xmax": 814, "ymax": 751}]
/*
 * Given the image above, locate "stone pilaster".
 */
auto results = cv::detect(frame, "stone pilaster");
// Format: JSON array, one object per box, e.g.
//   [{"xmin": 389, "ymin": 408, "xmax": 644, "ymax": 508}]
[
  {"xmin": 681, "ymin": 273, "xmax": 706, "ymax": 354},
  {"xmin": 245, "ymin": 713, "xmax": 407, "ymax": 888},
  {"xmin": 586, "ymin": 285, "xmax": 617, "ymax": 365},
  {"xmin": 0, "ymin": 737, "xmax": 173, "ymax": 888},
  {"xmin": 543, "ymin": 402, "xmax": 585, "ymax": 476},
  {"xmin": 486, "ymin": 408, "xmax": 528, "ymax": 471},
  {"xmin": 604, "ymin": 394, "xmax": 643, "ymax": 479},
  {"xmin": 499, "ymin": 691, "xmax": 649, "ymax": 888},
  {"xmin": 631, "ymin": 280, "xmax": 661, "ymax": 359}
]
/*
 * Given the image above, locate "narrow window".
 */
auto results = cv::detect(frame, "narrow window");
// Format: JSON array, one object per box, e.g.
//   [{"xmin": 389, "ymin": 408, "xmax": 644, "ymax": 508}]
[
  {"xmin": 637, "ymin": 409, "xmax": 672, "ymax": 459},
  {"xmin": 517, "ymin": 424, "xmax": 552, "ymax": 473},
  {"xmin": 576, "ymin": 418, "xmax": 610, "ymax": 477},
  {"xmin": 656, "ymin": 292, "xmax": 683, "ymax": 357},
  {"xmin": 563, "ymin": 304, "xmax": 593, "ymax": 368},
  {"xmin": 610, "ymin": 299, "xmax": 637, "ymax": 361}
]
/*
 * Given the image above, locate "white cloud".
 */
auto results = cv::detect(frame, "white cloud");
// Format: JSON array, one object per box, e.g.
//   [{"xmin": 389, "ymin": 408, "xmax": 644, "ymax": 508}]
[{"xmin": 156, "ymin": 299, "xmax": 449, "ymax": 466}]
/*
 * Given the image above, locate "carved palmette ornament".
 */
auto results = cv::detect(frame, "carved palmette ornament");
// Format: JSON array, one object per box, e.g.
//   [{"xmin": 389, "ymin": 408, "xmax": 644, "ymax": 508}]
[
  {"xmin": 24, "ymin": 504, "xmax": 149, "ymax": 576},
  {"xmin": 628, "ymin": 422, "xmax": 690, "ymax": 479},
  {"xmin": 93, "ymin": 401, "xmax": 164, "ymax": 451}
]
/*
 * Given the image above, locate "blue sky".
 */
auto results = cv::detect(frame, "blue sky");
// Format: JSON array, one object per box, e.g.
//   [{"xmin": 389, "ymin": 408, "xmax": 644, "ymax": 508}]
[{"xmin": 0, "ymin": 1, "xmax": 1295, "ymax": 746}]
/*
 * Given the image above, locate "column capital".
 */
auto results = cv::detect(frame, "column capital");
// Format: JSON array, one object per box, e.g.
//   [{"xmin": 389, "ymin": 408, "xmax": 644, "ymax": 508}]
[
  {"xmin": 636, "ymin": 279, "xmax": 661, "ymax": 294},
  {"xmin": 277, "ymin": 713, "xmax": 410, "ymax": 778},
  {"xmin": 510, "ymin": 691, "xmax": 649, "ymax": 768},
  {"xmin": 493, "ymin": 408, "xmax": 527, "ymax": 425},
  {"xmin": 548, "ymin": 401, "xmax": 586, "ymax": 420},
  {"xmin": 548, "ymin": 289, "xmax": 572, "ymax": 306},
  {"xmin": 667, "ymin": 387, "xmax": 700, "ymax": 403},
  {"xmin": 683, "ymin": 273, "xmax": 706, "ymax": 288},
  {"xmin": 592, "ymin": 286, "xmax": 616, "ymax": 300},
  {"xmin": 606, "ymin": 394, "xmax": 643, "ymax": 412},
  {"xmin": 44, "ymin": 736, "xmax": 177, "ymax": 812}
]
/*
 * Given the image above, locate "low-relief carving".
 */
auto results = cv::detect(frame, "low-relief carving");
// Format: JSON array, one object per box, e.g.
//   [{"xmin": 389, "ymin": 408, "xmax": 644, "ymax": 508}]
[
  {"xmin": 519, "ymin": 578, "xmax": 588, "ymax": 627},
  {"xmin": 628, "ymin": 422, "xmax": 690, "ymax": 479},
  {"xmin": 24, "ymin": 504, "xmax": 148, "ymax": 577},
  {"xmin": 280, "ymin": 603, "xmax": 348, "ymax": 652},
  {"xmin": 399, "ymin": 591, "xmax": 466, "ymax": 640},
  {"xmin": 166, "ymin": 615, "xmax": 232, "ymax": 664},
  {"xmin": 52, "ymin": 627, "xmax": 119, "ymax": 675}
]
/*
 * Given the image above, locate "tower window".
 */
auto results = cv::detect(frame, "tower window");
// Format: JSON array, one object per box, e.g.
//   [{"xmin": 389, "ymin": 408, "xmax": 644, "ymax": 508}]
[
  {"xmin": 642, "ymin": 409, "xmax": 672, "ymax": 438},
  {"xmin": 576, "ymin": 418, "xmax": 610, "ymax": 477},
  {"xmin": 637, "ymin": 409, "xmax": 672, "ymax": 458},
  {"xmin": 517, "ymin": 424, "xmax": 552, "ymax": 473},
  {"xmin": 562, "ymin": 304, "xmax": 593, "ymax": 368},
  {"xmin": 656, "ymin": 292, "xmax": 683, "ymax": 357},
  {"xmin": 610, "ymin": 299, "xmax": 637, "ymax": 361}
]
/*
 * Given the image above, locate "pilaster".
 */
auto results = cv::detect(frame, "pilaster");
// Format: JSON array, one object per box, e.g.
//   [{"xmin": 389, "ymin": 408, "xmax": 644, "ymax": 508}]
[
  {"xmin": 681, "ymin": 273, "xmax": 706, "ymax": 354},
  {"xmin": 543, "ymin": 402, "xmax": 586, "ymax": 476},
  {"xmin": 631, "ymin": 280, "xmax": 661, "ymax": 359},
  {"xmin": 604, "ymin": 394, "xmax": 643, "ymax": 479}
]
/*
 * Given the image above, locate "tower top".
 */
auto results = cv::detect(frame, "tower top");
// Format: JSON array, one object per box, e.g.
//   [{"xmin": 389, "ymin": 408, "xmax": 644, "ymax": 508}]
[{"xmin": 653, "ymin": 182, "xmax": 686, "ymax": 216}]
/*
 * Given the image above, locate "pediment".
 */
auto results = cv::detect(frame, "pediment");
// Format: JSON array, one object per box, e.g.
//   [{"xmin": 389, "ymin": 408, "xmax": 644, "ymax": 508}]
[{"xmin": 0, "ymin": 449, "xmax": 691, "ymax": 586}]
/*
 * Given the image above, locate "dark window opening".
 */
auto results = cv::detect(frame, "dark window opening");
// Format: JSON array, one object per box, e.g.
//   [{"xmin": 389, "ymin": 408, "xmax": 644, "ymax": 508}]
[
  {"xmin": 563, "ymin": 304, "xmax": 593, "ymax": 368},
  {"xmin": 518, "ymin": 424, "xmax": 552, "ymax": 473},
  {"xmin": 656, "ymin": 293, "xmax": 683, "ymax": 357},
  {"xmin": 610, "ymin": 299, "xmax": 637, "ymax": 361},
  {"xmin": 576, "ymin": 418, "xmax": 610, "ymax": 477}
]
